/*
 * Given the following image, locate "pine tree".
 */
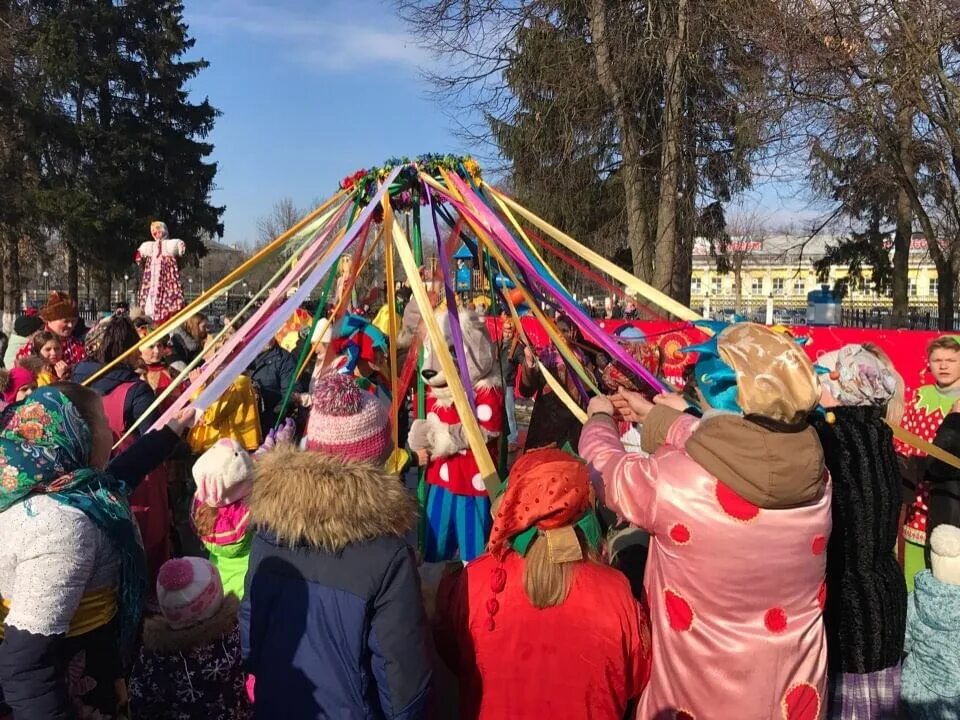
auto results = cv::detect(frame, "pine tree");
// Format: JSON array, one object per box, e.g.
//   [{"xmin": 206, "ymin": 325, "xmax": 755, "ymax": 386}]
[{"xmin": 29, "ymin": 0, "xmax": 223, "ymax": 304}]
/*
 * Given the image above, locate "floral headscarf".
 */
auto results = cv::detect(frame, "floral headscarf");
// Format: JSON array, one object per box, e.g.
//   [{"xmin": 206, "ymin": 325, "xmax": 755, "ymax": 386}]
[
  {"xmin": 0, "ymin": 387, "xmax": 145, "ymax": 652},
  {"xmin": 816, "ymin": 344, "xmax": 899, "ymax": 407}
]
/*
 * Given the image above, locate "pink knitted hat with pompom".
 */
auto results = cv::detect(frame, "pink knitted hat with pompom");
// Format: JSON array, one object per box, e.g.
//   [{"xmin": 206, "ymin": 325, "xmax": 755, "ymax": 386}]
[
  {"xmin": 304, "ymin": 373, "xmax": 391, "ymax": 464},
  {"xmin": 156, "ymin": 557, "xmax": 223, "ymax": 629}
]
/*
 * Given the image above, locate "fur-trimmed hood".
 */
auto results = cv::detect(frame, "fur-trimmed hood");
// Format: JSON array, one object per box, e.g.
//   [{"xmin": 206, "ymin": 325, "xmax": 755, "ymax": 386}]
[
  {"xmin": 249, "ymin": 445, "xmax": 418, "ymax": 551},
  {"xmin": 141, "ymin": 594, "xmax": 240, "ymax": 655}
]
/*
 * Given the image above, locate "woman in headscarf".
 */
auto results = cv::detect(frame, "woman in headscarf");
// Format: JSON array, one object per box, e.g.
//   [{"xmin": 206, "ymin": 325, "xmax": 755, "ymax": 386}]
[
  {"xmin": 581, "ymin": 323, "xmax": 830, "ymax": 719},
  {"xmin": 811, "ymin": 344, "xmax": 907, "ymax": 719},
  {"xmin": 435, "ymin": 447, "xmax": 651, "ymax": 719},
  {"xmin": 0, "ymin": 385, "xmax": 195, "ymax": 718}
]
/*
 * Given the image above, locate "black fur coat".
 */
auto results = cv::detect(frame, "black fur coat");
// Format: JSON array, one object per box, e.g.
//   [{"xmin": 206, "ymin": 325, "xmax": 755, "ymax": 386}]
[{"xmin": 811, "ymin": 405, "xmax": 907, "ymax": 674}]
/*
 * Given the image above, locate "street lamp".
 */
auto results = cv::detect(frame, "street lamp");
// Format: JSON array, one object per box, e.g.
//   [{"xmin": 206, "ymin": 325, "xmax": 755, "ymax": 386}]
[
  {"xmin": 42, "ymin": 270, "xmax": 49, "ymax": 294},
  {"xmin": 188, "ymin": 277, "xmax": 194, "ymax": 299},
  {"xmin": 123, "ymin": 274, "xmax": 129, "ymax": 302}
]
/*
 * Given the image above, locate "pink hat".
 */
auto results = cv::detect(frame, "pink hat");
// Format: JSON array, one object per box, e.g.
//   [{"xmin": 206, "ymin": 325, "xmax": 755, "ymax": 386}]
[
  {"xmin": 2, "ymin": 368, "xmax": 36, "ymax": 404},
  {"xmin": 156, "ymin": 557, "xmax": 224, "ymax": 629},
  {"xmin": 305, "ymin": 373, "xmax": 390, "ymax": 464}
]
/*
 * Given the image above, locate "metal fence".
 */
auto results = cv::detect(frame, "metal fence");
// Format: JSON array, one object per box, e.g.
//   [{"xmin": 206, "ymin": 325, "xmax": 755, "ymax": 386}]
[{"xmin": 839, "ymin": 306, "xmax": 954, "ymax": 330}]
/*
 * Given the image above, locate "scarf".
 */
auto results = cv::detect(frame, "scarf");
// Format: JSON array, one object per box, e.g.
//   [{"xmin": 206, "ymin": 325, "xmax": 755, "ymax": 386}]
[
  {"xmin": 817, "ymin": 344, "xmax": 898, "ymax": 407},
  {"xmin": 487, "ymin": 447, "xmax": 597, "ymax": 562},
  {"xmin": 0, "ymin": 387, "xmax": 146, "ymax": 652}
]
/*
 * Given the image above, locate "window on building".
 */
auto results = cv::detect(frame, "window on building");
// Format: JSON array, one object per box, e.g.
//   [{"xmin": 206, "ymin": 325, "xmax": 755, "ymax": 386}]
[
  {"xmin": 793, "ymin": 279, "xmax": 805, "ymax": 295},
  {"xmin": 909, "ymin": 280, "xmax": 918, "ymax": 297},
  {"xmin": 929, "ymin": 278, "xmax": 939, "ymax": 296},
  {"xmin": 751, "ymin": 277, "xmax": 764, "ymax": 295},
  {"xmin": 712, "ymin": 277, "xmax": 723, "ymax": 295},
  {"xmin": 691, "ymin": 277, "xmax": 702, "ymax": 294},
  {"xmin": 772, "ymin": 278, "xmax": 785, "ymax": 295}
]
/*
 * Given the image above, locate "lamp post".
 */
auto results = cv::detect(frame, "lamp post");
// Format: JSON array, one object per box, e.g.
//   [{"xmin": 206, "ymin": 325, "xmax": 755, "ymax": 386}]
[
  {"xmin": 123, "ymin": 274, "xmax": 129, "ymax": 303},
  {"xmin": 42, "ymin": 270, "xmax": 49, "ymax": 294},
  {"xmin": 188, "ymin": 276, "xmax": 194, "ymax": 300}
]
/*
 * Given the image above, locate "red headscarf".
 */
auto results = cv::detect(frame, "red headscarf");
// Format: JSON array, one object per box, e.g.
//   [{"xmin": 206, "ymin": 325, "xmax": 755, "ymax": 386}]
[{"xmin": 487, "ymin": 447, "xmax": 592, "ymax": 561}]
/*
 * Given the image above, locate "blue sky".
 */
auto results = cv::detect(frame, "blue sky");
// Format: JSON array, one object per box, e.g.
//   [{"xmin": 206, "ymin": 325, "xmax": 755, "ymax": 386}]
[
  {"xmin": 182, "ymin": 0, "xmax": 819, "ymax": 248},
  {"xmin": 183, "ymin": 0, "xmax": 469, "ymax": 248}
]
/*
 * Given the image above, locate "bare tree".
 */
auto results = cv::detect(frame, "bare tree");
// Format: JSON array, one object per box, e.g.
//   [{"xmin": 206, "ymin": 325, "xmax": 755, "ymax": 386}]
[
  {"xmin": 256, "ymin": 197, "xmax": 304, "ymax": 249},
  {"xmin": 722, "ymin": 210, "xmax": 768, "ymax": 315}
]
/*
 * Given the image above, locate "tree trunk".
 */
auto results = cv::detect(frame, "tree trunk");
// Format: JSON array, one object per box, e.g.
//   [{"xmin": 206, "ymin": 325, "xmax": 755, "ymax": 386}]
[
  {"xmin": 94, "ymin": 268, "xmax": 111, "ymax": 310},
  {"xmin": 891, "ymin": 105, "xmax": 914, "ymax": 327},
  {"xmin": 653, "ymin": 0, "xmax": 688, "ymax": 294},
  {"xmin": 589, "ymin": 0, "xmax": 653, "ymax": 281},
  {"xmin": 66, "ymin": 242, "xmax": 79, "ymax": 300},
  {"xmin": 2, "ymin": 233, "xmax": 19, "ymax": 333},
  {"xmin": 733, "ymin": 263, "xmax": 743, "ymax": 315},
  {"xmin": 937, "ymin": 259, "xmax": 955, "ymax": 331},
  {"xmin": 670, "ymin": 123, "xmax": 697, "ymax": 304}
]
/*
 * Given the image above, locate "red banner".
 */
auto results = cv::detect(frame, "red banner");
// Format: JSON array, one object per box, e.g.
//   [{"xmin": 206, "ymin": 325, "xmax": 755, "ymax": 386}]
[{"xmin": 488, "ymin": 318, "xmax": 939, "ymax": 396}]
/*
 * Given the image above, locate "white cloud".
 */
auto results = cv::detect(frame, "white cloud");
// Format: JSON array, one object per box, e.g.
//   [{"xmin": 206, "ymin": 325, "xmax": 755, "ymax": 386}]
[{"xmin": 188, "ymin": 0, "xmax": 434, "ymax": 73}]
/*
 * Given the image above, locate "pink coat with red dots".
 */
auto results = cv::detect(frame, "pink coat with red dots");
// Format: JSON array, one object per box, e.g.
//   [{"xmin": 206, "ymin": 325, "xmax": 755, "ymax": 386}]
[{"xmin": 580, "ymin": 412, "xmax": 831, "ymax": 720}]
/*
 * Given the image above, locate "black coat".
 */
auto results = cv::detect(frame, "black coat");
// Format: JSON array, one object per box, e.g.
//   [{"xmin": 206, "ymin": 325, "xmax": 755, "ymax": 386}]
[
  {"xmin": 926, "ymin": 412, "xmax": 960, "ymax": 538},
  {"xmin": 811, "ymin": 406, "xmax": 907, "ymax": 674},
  {"xmin": 518, "ymin": 366, "xmax": 583, "ymax": 451},
  {"xmin": 247, "ymin": 345, "xmax": 301, "ymax": 436}
]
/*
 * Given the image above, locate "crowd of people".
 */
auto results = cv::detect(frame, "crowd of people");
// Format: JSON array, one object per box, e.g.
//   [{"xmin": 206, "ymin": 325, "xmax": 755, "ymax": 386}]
[{"xmin": 0, "ymin": 288, "xmax": 957, "ymax": 719}]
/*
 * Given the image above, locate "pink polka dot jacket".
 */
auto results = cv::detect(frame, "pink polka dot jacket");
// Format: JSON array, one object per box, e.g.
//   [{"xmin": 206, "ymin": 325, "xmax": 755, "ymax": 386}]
[{"xmin": 580, "ymin": 407, "xmax": 831, "ymax": 720}]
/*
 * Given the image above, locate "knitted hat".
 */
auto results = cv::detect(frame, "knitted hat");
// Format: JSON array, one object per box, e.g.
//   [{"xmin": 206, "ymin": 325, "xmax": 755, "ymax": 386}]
[
  {"xmin": 193, "ymin": 438, "xmax": 255, "ymax": 508},
  {"xmin": 930, "ymin": 524, "xmax": 960, "ymax": 586},
  {"xmin": 39, "ymin": 292, "xmax": 78, "ymax": 324},
  {"xmin": 13, "ymin": 315, "xmax": 44, "ymax": 338},
  {"xmin": 156, "ymin": 557, "xmax": 224, "ymax": 629},
  {"xmin": 1, "ymin": 368, "xmax": 36, "ymax": 404},
  {"xmin": 305, "ymin": 373, "xmax": 390, "ymax": 464}
]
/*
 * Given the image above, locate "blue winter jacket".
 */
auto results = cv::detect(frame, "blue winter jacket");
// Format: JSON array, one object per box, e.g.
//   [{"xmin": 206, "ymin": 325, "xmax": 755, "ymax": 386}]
[
  {"xmin": 240, "ymin": 446, "xmax": 431, "ymax": 720},
  {"xmin": 902, "ymin": 569, "xmax": 960, "ymax": 719}
]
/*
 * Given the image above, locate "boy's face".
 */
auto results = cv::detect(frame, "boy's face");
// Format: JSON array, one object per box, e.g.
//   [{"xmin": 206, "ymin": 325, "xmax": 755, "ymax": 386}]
[{"xmin": 929, "ymin": 347, "xmax": 960, "ymax": 387}]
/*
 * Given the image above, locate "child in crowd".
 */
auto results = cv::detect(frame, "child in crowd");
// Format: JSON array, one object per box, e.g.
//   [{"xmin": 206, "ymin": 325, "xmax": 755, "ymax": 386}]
[
  {"xmin": 0, "ymin": 367, "xmax": 36, "ymax": 408},
  {"xmin": 241, "ymin": 373, "xmax": 431, "ymax": 718},
  {"xmin": 129, "ymin": 557, "xmax": 251, "ymax": 720},
  {"xmin": 436, "ymin": 447, "xmax": 651, "ymax": 719},
  {"xmin": 899, "ymin": 336, "xmax": 960, "ymax": 589},
  {"xmin": 28, "ymin": 331, "xmax": 70, "ymax": 384},
  {"xmin": 901, "ymin": 524, "xmax": 960, "ymax": 718},
  {"xmin": 190, "ymin": 439, "xmax": 255, "ymax": 599}
]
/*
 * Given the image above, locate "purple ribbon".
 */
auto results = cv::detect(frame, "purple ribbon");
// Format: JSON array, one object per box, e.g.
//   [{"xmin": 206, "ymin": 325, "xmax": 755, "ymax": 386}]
[
  {"xmin": 444, "ymin": 173, "xmax": 666, "ymax": 395},
  {"xmin": 426, "ymin": 183, "xmax": 477, "ymax": 413}
]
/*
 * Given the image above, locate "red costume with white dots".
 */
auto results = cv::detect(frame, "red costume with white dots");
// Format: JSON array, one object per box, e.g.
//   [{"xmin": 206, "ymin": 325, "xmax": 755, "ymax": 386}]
[{"xmin": 422, "ymin": 386, "xmax": 503, "ymax": 496}]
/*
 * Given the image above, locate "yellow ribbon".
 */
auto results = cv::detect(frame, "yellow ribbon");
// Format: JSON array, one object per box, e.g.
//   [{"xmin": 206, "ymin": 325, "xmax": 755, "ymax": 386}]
[
  {"xmin": 390, "ymin": 214, "xmax": 500, "ymax": 496},
  {"xmin": 84, "ymin": 190, "xmax": 352, "ymax": 387},
  {"xmin": 0, "ymin": 586, "xmax": 117, "ymax": 639},
  {"xmin": 383, "ymin": 200, "xmax": 401, "ymax": 452},
  {"xmin": 888, "ymin": 421, "xmax": 960, "ymax": 471},
  {"xmin": 486, "ymin": 186, "xmax": 703, "ymax": 322}
]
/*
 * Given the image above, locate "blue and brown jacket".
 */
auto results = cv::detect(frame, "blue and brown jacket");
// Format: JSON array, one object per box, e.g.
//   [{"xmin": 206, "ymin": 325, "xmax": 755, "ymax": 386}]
[{"xmin": 240, "ymin": 446, "xmax": 431, "ymax": 719}]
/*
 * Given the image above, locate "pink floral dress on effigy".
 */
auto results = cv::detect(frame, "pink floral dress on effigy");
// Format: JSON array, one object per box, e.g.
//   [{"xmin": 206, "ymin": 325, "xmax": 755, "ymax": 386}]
[
  {"xmin": 580, "ymin": 410, "xmax": 832, "ymax": 720},
  {"xmin": 136, "ymin": 237, "xmax": 185, "ymax": 324}
]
